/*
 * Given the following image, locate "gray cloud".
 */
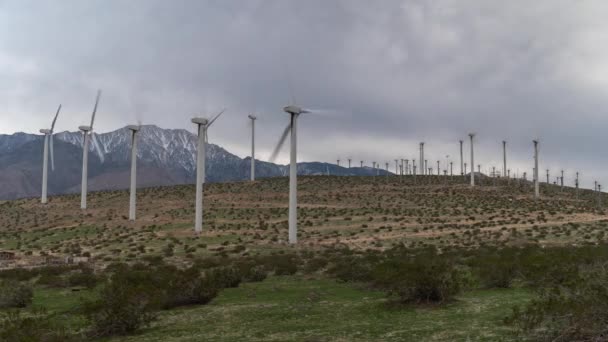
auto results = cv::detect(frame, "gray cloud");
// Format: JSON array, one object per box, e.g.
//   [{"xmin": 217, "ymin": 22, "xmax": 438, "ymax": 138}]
[{"xmin": 1, "ymin": 0, "xmax": 608, "ymax": 189}]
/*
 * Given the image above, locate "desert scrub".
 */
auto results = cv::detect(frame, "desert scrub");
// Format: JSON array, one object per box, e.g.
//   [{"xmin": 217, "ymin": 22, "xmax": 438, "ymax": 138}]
[{"xmin": 0, "ymin": 279, "xmax": 33, "ymax": 308}]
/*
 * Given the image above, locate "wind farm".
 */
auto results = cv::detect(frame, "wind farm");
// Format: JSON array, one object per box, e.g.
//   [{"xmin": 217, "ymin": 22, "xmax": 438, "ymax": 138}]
[{"xmin": 2, "ymin": 1, "xmax": 608, "ymax": 341}]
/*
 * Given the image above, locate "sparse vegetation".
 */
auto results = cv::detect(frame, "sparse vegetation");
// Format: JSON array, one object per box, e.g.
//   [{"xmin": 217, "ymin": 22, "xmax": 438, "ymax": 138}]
[{"xmin": 1, "ymin": 175, "xmax": 607, "ymax": 340}]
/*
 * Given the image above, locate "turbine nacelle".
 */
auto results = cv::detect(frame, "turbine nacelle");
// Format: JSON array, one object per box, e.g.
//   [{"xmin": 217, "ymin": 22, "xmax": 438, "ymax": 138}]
[
  {"xmin": 39, "ymin": 129, "xmax": 51, "ymax": 134},
  {"xmin": 283, "ymin": 105, "xmax": 309, "ymax": 115},
  {"xmin": 248, "ymin": 114, "xmax": 257, "ymax": 120},
  {"xmin": 79, "ymin": 125, "xmax": 92, "ymax": 132},
  {"xmin": 191, "ymin": 117, "xmax": 209, "ymax": 126},
  {"xmin": 126, "ymin": 125, "xmax": 140, "ymax": 132}
]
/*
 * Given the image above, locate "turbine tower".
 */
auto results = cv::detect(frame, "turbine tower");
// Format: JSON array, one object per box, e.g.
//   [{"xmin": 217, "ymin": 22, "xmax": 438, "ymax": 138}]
[
  {"xmin": 127, "ymin": 125, "xmax": 140, "ymax": 220},
  {"xmin": 79, "ymin": 90, "xmax": 104, "ymax": 210},
  {"xmin": 459, "ymin": 140, "xmax": 464, "ymax": 175},
  {"xmin": 502, "ymin": 141, "xmax": 507, "ymax": 177},
  {"xmin": 419, "ymin": 142, "xmax": 425, "ymax": 175},
  {"xmin": 348, "ymin": 158, "xmax": 351, "ymax": 168},
  {"xmin": 192, "ymin": 109, "xmax": 226, "ymax": 233},
  {"xmin": 248, "ymin": 114, "xmax": 257, "ymax": 181},
  {"xmin": 40, "ymin": 105, "xmax": 61, "ymax": 204},
  {"xmin": 469, "ymin": 133, "xmax": 475, "ymax": 186},
  {"xmin": 533, "ymin": 140, "xmax": 540, "ymax": 198},
  {"xmin": 269, "ymin": 104, "xmax": 325, "ymax": 244}
]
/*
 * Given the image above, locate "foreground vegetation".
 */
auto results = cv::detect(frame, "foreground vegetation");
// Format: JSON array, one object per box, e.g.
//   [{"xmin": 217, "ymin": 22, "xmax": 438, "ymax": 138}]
[
  {"xmin": 1, "ymin": 243, "xmax": 608, "ymax": 341},
  {"xmin": 1, "ymin": 176, "xmax": 608, "ymax": 341}
]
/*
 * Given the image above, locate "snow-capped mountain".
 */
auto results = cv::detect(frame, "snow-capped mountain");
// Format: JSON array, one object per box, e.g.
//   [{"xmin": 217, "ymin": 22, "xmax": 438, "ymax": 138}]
[{"xmin": 0, "ymin": 125, "xmax": 388, "ymax": 200}]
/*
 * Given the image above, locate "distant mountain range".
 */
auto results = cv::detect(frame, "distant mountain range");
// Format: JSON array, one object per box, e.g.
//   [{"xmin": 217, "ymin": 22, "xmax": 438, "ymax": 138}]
[{"xmin": 0, "ymin": 125, "xmax": 389, "ymax": 200}]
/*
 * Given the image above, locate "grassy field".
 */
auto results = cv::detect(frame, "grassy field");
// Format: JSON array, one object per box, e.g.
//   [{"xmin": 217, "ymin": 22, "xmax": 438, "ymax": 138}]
[
  {"xmin": 23, "ymin": 275, "xmax": 531, "ymax": 342},
  {"xmin": 1, "ymin": 175, "xmax": 606, "ymax": 341}
]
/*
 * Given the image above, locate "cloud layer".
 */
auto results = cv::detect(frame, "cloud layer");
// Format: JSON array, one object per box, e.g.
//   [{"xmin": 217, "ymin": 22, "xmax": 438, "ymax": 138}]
[{"xmin": 1, "ymin": 0, "xmax": 608, "ymax": 189}]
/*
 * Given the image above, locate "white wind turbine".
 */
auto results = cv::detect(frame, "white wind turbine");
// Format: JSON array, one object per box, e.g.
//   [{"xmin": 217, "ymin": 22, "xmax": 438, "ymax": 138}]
[
  {"xmin": 533, "ymin": 139, "xmax": 540, "ymax": 198},
  {"xmin": 269, "ymin": 103, "xmax": 333, "ymax": 244},
  {"xmin": 40, "ymin": 105, "xmax": 62, "ymax": 204},
  {"xmin": 248, "ymin": 114, "xmax": 257, "ymax": 181},
  {"xmin": 191, "ymin": 109, "xmax": 226, "ymax": 233},
  {"xmin": 469, "ymin": 133, "xmax": 475, "ymax": 186},
  {"xmin": 126, "ymin": 124, "xmax": 141, "ymax": 220},
  {"xmin": 79, "ymin": 90, "xmax": 104, "ymax": 210}
]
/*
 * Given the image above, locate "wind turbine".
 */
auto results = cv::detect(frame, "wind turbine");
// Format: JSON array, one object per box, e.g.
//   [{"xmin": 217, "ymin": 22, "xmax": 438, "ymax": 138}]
[
  {"xmin": 502, "ymin": 141, "xmax": 507, "ymax": 177},
  {"xmin": 269, "ymin": 104, "xmax": 328, "ymax": 244},
  {"xmin": 348, "ymin": 158, "xmax": 351, "ymax": 169},
  {"xmin": 192, "ymin": 109, "xmax": 226, "ymax": 233},
  {"xmin": 248, "ymin": 114, "xmax": 257, "ymax": 181},
  {"xmin": 533, "ymin": 140, "xmax": 540, "ymax": 198},
  {"xmin": 127, "ymin": 124, "xmax": 140, "ymax": 220},
  {"xmin": 469, "ymin": 133, "xmax": 475, "ymax": 186},
  {"xmin": 360, "ymin": 160, "xmax": 364, "ymax": 168},
  {"xmin": 40, "ymin": 104, "xmax": 61, "ymax": 204},
  {"xmin": 419, "ymin": 142, "xmax": 425, "ymax": 175},
  {"xmin": 79, "ymin": 90, "xmax": 104, "ymax": 210},
  {"xmin": 459, "ymin": 140, "xmax": 464, "ymax": 176}
]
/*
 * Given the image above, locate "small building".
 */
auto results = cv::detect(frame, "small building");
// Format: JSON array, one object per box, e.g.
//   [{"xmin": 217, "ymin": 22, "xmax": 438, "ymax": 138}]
[
  {"xmin": 0, "ymin": 251, "xmax": 15, "ymax": 260},
  {"xmin": 65, "ymin": 256, "xmax": 90, "ymax": 264}
]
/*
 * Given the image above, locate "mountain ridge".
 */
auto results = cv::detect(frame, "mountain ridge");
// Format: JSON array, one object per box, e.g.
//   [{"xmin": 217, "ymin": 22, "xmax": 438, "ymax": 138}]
[{"xmin": 0, "ymin": 125, "xmax": 388, "ymax": 200}]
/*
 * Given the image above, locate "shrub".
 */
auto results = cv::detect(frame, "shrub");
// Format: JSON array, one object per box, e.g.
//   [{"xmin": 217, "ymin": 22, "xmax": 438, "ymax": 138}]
[
  {"xmin": 372, "ymin": 250, "xmax": 463, "ymax": 304},
  {"xmin": 474, "ymin": 249, "xmax": 518, "ymax": 288},
  {"xmin": 82, "ymin": 266, "xmax": 160, "ymax": 337},
  {"xmin": 67, "ymin": 268, "xmax": 98, "ymax": 288},
  {"xmin": 271, "ymin": 256, "xmax": 299, "ymax": 276},
  {"xmin": 206, "ymin": 267, "xmax": 242, "ymax": 289},
  {"xmin": 160, "ymin": 267, "xmax": 219, "ymax": 309},
  {"xmin": 37, "ymin": 274, "xmax": 66, "ymax": 288},
  {"xmin": 0, "ymin": 280, "xmax": 33, "ymax": 308},
  {"xmin": 506, "ymin": 261, "xmax": 608, "ymax": 341},
  {"xmin": 0, "ymin": 309, "xmax": 78, "ymax": 342}
]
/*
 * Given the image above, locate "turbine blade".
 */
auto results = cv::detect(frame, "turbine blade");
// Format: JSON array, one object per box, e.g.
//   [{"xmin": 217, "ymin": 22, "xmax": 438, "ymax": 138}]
[
  {"xmin": 50, "ymin": 134, "xmax": 55, "ymax": 171},
  {"xmin": 51, "ymin": 104, "xmax": 61, "ymax": 131},
  {"xmin": 269, "ymin": 122, "xmax": 291, "ymax": 163},
  {"xmin": 90, "ymin": 90, "xmax": 102, "ymax": 128},
  {"xmin": 302, "ymin": 108, "xmax": 349, "ymax": 116},
  {"xmin": 208, "ymin": 109, "xmax": 226, "ymax": 127},
  {"xmin": 91, "ymin": 132, "xmax": 105, "ymax": 163}
]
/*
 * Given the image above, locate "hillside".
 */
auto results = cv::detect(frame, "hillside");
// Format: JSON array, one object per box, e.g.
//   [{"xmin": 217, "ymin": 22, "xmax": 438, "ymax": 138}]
[
  {"xmin": 1, "ymin": 175, "xmax": 605, "ymax": 263},
  {"xmin": 1, "ymin": 175, "xmax": 607, "ymax": 341}
]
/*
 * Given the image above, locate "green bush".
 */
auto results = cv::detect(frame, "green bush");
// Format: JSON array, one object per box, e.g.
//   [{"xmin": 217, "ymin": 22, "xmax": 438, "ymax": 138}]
[
  {"xmin": 67, "ymin": 268, "xmax": 98, "ymax": 288},
  {"xmin": 206, "ymin": 267, "xmax": 242, "ymax": 289},
  {"xmin": 161, "ymin": 267, "xmax": 219, "ymax": 309},
  {"xmin": 82, "ymin": 266, "xmax": 160, "ymax": 337},
  {"xmin": 37, "ymin": 273, "xmax": 66, "ymax": 288},
  {"xmin": 506, "ymin": 261, "xmax": 608, "ymax": 341},
  {"xmin": 0, "ymin": 309, "xmax": 78, "ymax": 342},
  {"xmin": 372, "ymin": 251, "xmax": 463, "ymax": 304},
  {"xmin": 0, "ymin": 280, "xmax": 33, "ymax": 308}
]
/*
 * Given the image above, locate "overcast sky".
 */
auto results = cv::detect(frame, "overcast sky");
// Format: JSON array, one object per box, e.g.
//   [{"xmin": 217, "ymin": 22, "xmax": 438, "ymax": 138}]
[{"xmin": 1, "ymin": 0, "xmax": 608, "ymax": 189}]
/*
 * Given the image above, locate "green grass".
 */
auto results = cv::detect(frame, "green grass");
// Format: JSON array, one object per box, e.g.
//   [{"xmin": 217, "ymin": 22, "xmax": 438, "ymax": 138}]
[{"xmin": 97, "ymin": 276, "xmax": 532, "ymax": 342}]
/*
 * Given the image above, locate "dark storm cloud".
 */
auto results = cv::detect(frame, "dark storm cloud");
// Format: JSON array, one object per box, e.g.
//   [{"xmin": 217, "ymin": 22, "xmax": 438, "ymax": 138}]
[{"xmin": 1, "ymin": 0, "xmax": 608, "ymax": 188}]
